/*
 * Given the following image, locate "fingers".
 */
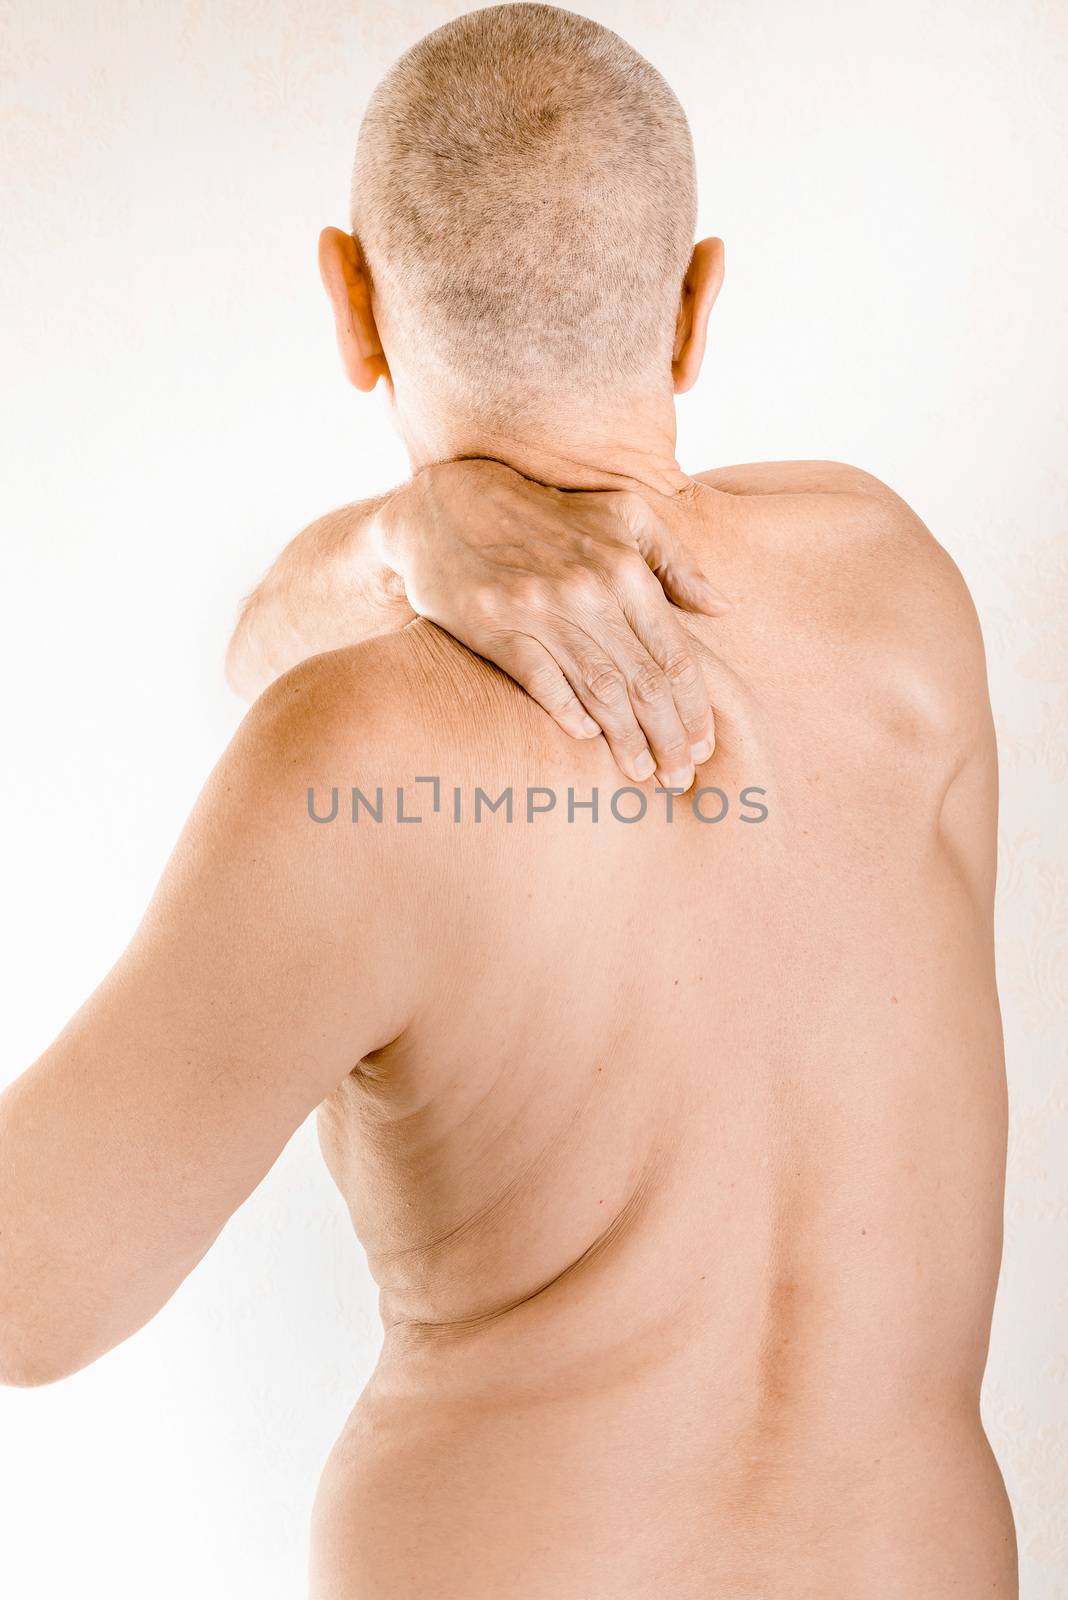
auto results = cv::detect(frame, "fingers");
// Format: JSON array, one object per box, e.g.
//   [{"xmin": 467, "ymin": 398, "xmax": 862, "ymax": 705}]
[
  {"xmin": 482, "ymin": 550, "xmax": 718, "ymax": 789},
  {"xmin": 550, "ymin": 618, "xmax": 697, "ymax": 790},
  {"xmin": 490, "ymin": 634, "xmax": 602, "ymax": 742},
  {"xmin": 614, "ymin": 565, "xmax": 716, "ymax": 764},
  {"xmin": 591, "ymin": 618, "xmax": 702, "ymax": 789},
  {"xmin": 394, "ymin": 466, "xmax": 728, "ymax": 785},
  {"xmin": 623, "ymin": 497, "xmax": 733, "ymax": 616}
]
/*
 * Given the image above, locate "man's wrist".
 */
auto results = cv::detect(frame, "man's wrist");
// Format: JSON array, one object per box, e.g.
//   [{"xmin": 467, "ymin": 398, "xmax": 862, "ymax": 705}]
[{"xmin": 371, "ymin": 474, "xmax": 427, "ymax": 584}]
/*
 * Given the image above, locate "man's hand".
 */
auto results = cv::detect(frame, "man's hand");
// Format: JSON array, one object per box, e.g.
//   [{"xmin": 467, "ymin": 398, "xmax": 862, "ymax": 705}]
[
  {"xmin": 228, "ymin": 458, "xmax": 731, "ymax": 790},
  {"xmin": 378, "ymin": 460, "xmax": 731, "ymax": 788}
]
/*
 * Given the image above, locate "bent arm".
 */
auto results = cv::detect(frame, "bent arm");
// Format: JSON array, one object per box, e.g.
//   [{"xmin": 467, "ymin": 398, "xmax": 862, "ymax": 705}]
[{"xmin": 225, "ymin": 492, "xmax": 415, "ymax": 700}]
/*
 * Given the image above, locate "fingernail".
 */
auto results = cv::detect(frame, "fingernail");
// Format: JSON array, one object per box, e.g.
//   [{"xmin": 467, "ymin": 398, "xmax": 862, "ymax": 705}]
[
  {"xmin": 633, "ymin": 750, "xmax": 656, "ymax": 781},
  {"xmin": 691, "ymin": 738, "xmax": 712, "ymax": 764},
  {"xmin": 659, "ymin": 769, "xmax": 694, "ymax": 792},
  {"xmin": 578, "ymin": 715, "xmax": 600, "ymax": 737}
]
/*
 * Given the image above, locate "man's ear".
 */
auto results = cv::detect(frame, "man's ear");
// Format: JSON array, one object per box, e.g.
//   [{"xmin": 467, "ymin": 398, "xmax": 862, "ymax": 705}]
[
  {"xmin": 318, "ymin": 226, "xmax": 390, "ymax": 392},
  {"xmin": 672, "ymin": 237, "xmax": 724, "ymax": 394}
]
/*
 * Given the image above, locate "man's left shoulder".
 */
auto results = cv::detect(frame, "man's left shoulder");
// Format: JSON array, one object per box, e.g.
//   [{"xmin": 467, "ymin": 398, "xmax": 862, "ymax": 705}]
[
  {"xmin": 720, "ymin": 460, "xmax": 990, "ymax": 736},
  {"xmin": 817, "ymin": 465, "xmax": 984, "ymax": 654},
  {"xmin": 695, "ymin": 457, "xmax": 907, "ymax": 504},
  {"xmin": 805, "ymin": 466, "xmax": 993, "ymax": 757},
  {"xmin": 699, "ymin": 458, "xmax": 980, "ymax": 628}
]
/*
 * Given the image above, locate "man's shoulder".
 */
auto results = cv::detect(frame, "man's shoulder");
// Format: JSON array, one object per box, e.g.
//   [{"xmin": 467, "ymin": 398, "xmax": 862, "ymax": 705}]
[
  {"xmin": 697, "ymin": 458, "xmax": 957, "ymax": 578},
  {"xmin": 697, "ymin": 459, "xmax": 992, "ymax": 760},
  {"xmin": 702, "ymin": 458, "xmax": 982, "ymax": 647},
  {"xmin": 697, "ymin": 457, "xmax": 944, "ymax": 554},
  {"xmin": 695, "ymin": 458, "xmax": 898, "ymax": 503},
  {"xmin": 211, "ymin": 626, "xmax": 506, "ymax": 1006},
  {"xmin": 243, "ymin": 621, "xmax": 543, "ymax": 801}
]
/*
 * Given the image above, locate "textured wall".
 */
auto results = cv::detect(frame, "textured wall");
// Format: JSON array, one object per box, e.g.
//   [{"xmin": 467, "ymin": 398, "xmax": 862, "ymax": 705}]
[{"xmin": 0, "ymin": 2, "xmax": 1065, "ymax": 1595}]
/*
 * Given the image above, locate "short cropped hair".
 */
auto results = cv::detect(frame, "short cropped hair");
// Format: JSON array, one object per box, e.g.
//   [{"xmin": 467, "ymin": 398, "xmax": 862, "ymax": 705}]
[{"xmin": 351, "ymin": 3, "xmax": 697, "ymax": 418}]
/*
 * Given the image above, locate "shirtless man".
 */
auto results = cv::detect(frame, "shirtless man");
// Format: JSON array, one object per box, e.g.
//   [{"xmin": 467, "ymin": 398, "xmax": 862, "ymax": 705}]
[{"xmin": 0, "ymin": 5, "xmax": 1014, "ymax": 1597}]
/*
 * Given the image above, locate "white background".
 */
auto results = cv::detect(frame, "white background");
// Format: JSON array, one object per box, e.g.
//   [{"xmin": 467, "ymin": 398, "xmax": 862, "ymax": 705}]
[{"xmin": 1, "ymin": 1, "xmax": 1065, "ymax": 1594}]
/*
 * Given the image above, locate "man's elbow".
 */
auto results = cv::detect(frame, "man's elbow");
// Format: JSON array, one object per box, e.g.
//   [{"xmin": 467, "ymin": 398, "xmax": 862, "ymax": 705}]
[
  {"xmin": 0, "ymin": 1288, "xmax": 100, "ymax": 1388},
  {"xmin": 0, "ymin": 1354, "xmax": 67, "ymax": 1388},
  {"xmin": 224, "ymin": 618, "xmax": 260, "ymax": 704},
  {"xmin": 0, "ymin": 1333, "xmax": 81, "ymax": 1389}
]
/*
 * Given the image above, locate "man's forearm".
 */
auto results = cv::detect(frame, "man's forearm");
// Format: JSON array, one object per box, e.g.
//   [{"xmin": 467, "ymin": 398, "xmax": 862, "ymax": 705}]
[{"xmin": 225, "ymin": 492, "xmax": 416, "ymax": 702}]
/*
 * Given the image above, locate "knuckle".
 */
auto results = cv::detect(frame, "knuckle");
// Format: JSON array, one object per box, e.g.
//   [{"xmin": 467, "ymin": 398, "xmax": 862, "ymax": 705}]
[
  {"xmin": 468, "ymin": 581, "xmax": 500, "ymax": 621},
  {"xmin": 630, "ymin": 664, "xmax": 669, "ymax": 703},
  {"xmin": 658, "ymin": 736, "xmax": 691, "ymax": 766},
  {"xmin": 610, "ymin": 549, "xmax": 651, "ymax": 595},
  {"xmin": 613, "ymin": 731, "xmax": 648, "ymax": 756},
  {"xmin": 526, "ymin": 662, "xmax": 570, "ymax": 706},
  {"xmin": 512, "ymin": 572, "xmax": 547, "ymax": 609},
  {"xmin": 581, "ymin": 662, "xmax": 625, "ymax": 704},
  {"xmin": 662, "ymin": 649, "xmax": 700, "ymax": 690},
  {"xmin": 562, "ymin": 565, "xmax": 605, "ymax": 607},
  {"xmin": 570, "ymin": 529, "xmax": 601, "ymax": 560},
  {"xmin": 607, "ymin": 542, "xmax": 643, "ymax": 575}
]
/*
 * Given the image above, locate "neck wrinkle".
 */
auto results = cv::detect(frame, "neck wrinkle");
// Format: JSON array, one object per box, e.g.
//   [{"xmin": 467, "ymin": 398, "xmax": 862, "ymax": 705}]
[
  {"xmin": 447, "ymin": 443, "xmax": 696, "ymax": 500},
  {"xmin": 396, "ymin": 387, "xmax": 695, "ymax": 500}
]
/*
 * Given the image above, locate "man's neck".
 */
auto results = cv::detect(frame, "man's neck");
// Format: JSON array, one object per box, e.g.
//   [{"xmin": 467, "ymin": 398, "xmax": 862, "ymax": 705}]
[{"xmin": 396, "ymin": 389, "xmax": 698, "ymax": 500}]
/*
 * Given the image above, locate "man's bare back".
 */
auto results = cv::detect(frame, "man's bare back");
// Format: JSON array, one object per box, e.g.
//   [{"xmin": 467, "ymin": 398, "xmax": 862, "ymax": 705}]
[{"xmin": 299, "ymin": 463, "xmax": 1012, "ymax": 1598}]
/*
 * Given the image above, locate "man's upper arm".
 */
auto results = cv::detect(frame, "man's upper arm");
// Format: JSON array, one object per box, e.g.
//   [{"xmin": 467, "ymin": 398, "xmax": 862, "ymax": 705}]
[
  {"xmin": 0, "ymin": 650, "xmax": 429, "ymax": 1385},
  {"xmin": 841, "ymin": 476, "xmax": 1000, "ymax": 910}
]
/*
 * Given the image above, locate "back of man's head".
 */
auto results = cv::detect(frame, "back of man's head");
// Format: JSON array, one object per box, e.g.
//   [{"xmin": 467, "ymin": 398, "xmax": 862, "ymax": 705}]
[{"xmin": 352, "ymin": 3, "xmax": 697, "ymax": 426}]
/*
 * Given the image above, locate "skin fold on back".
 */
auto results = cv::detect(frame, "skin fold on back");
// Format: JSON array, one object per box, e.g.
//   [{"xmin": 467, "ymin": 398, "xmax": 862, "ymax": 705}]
[{"xmin": 307, "ymin": 467, "xmax": 1012, "ymax": 1599}]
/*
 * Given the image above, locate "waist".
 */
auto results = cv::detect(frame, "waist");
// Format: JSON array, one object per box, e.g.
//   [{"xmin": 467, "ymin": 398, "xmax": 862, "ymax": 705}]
[{"xmin": 311, "ymin": 1370, "xmax": 1015, "ymax": 1599}]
